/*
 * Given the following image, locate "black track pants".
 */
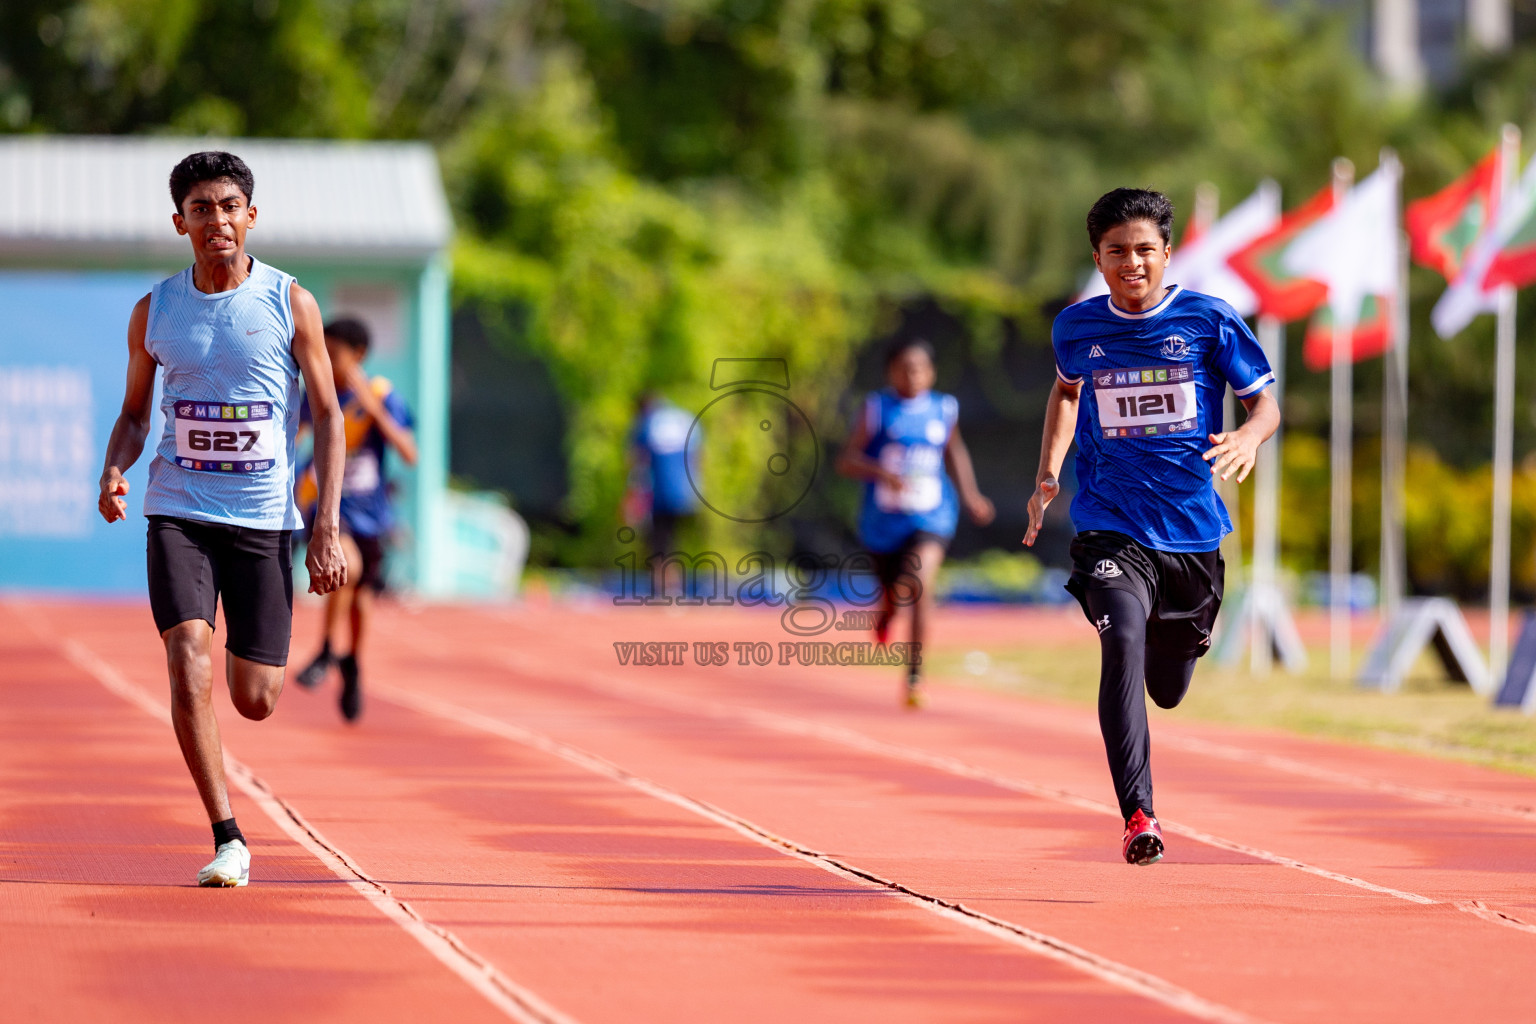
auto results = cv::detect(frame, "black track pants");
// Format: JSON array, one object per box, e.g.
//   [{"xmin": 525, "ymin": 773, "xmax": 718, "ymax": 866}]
[{"xmin": 1084, "ymin": 587, "xmax": 1199, "ymax": 821}]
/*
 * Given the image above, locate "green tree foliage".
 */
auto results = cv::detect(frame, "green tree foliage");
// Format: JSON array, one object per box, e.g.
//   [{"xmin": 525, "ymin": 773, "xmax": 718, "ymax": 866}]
[{"xmin": 8, "ymin": 0, "xmax": 1536, "ymax": 573}]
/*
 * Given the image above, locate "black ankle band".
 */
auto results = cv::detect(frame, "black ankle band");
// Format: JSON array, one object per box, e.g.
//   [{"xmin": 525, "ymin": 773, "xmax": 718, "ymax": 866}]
[{"xmin": 212, "ymin": 817, "xmax": 245, "ymax": 851}]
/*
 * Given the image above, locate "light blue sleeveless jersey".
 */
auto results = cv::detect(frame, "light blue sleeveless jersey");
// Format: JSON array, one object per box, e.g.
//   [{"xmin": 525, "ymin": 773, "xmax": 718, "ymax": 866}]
[
  {"xmin": 857, "ymin": 388, "xmax": 961, "ymax": 553},
  {"xmin": 142, "ymin": 256, "xmax": 303, "ymax": 530}
]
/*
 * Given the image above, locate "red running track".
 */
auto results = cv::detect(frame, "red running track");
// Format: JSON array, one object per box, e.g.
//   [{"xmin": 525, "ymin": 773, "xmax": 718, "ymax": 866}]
[{"xmin": 2, "ymin": 597, "xmax": 1534, "ymax": 1023}]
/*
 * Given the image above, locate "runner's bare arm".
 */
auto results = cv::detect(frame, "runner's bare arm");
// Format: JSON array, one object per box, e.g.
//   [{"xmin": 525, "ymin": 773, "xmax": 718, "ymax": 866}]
[
  {"xmin": 98, "ymin": 295, "xmax": 156, "ymax": 524},
  {"xmin": 835, "ymin": 408, "xmax": 903, "ymax": 490},
  {"xmin": 344, "ymin": 363, "xmax": 417, "ymax": 466},
  {"xmin": 291, "ymin": 283, "xmax": 348, "ymax": 595},
  {"xmin": 1203, "ymin": 388, "xmax": 1280, "ymax": 484},
  {"xmin": 1024, "ymin": 378, "xmax": 1081, "ymax": 547},
  {"xmin": 944, "ymin": 426, "xmax": 995, "ymax": 526}
]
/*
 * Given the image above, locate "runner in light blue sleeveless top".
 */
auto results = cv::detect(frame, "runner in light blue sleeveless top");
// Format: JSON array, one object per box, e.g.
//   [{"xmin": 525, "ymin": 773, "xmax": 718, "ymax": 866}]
[
  {"xmin": 143, "ymin": 255, "xmax": 302, "ymax": 530},
  {"xmin": 97, "ymin": 150, "xmax": 347, "ymax": 889}
]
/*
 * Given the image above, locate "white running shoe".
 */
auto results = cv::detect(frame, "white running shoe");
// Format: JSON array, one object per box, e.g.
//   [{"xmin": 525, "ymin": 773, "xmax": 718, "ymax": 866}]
[{"xmin": 197, "ymin": 840, "xmax": 250, "ymax": 887}]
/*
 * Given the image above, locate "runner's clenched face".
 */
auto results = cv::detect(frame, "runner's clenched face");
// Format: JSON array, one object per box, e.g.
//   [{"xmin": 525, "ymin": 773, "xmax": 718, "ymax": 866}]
[
  {"xmin": 173, "ymin": 178, "xmax": 256, "ymax": 262},
  {"xmin": 1093, "ymin": 218, "xmax": 1170, "ymax": 311}
]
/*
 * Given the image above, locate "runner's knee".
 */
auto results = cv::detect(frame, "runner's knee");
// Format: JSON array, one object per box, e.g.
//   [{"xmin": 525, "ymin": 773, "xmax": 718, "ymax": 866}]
[
  {"xmin": 1145, "ymin": 651, "xmax": 1197, "ymax": 709},
  {"xmin": 163, "ymin": 623, "xmax": 213, "ymax": 702},
  {"xmin": 228, "ymin": 658, "xmax": 284, "ymax": 720}
]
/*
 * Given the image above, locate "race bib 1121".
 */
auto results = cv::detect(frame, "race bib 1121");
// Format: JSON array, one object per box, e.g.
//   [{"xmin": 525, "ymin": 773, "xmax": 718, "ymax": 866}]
[
  {"xmin": 1092, "ymin": 364, "xmax": 1198, "ymax": 439},
  {"xmin": 172, "ymin": 401, "xmax": 277, "ymax": 472}
]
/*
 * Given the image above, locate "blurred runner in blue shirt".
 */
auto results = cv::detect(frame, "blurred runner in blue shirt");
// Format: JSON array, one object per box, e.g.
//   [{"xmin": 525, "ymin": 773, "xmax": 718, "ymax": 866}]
[
  {"xmin": 292, "ymin": 318, "xmax": 416, "ymax": 721},
  {"xmin": 838, "ymin": 339, "xmax": 994, "ymax": 708},
  {"xmin": 629, "ymin": 394, "xmax": 700, "ymax": 558}
]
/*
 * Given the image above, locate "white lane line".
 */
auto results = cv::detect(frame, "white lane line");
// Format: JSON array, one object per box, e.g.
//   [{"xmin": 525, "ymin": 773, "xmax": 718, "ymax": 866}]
[
  {"xmin": 1454, "ymin": 901, "xmax": 1536, "ymax": 935},
  {"xmin": 58, "ymin": 639, "xmax": 578, "ymax": 1024},
  {"xmin": 1152, "ymin": 734, "xmax": 1536, "ymax": 823},
  {"xmin": 374, "ymin": 682, "xmax": 1272, "ymax": 1024},
  {"xmin": 485, "ymin": 646, "xmax": 1438, "ymax": 907},
  {"xmin": 430, "ymin": 619, "xmax": 1536, "ymax": 937},
  {"xmin": 491, "ymin": 607, "xmax": 1536, "ymax": 825}
]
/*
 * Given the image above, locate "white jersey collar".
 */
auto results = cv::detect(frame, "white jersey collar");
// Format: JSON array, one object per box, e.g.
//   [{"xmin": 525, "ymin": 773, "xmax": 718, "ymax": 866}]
[{"xmin": 1108, "ymin": 284, "xmax": 1182, "ymax": 321}]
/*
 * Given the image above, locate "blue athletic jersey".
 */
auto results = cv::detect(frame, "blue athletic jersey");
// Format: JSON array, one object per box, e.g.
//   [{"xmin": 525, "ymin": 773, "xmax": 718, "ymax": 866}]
[
  {"xmin": 299, "ymin": 380, "xmax": 413, "ymax": 538},
  {"xmin": 142, "ymin": 257, "xmax": 302, "ymax": 531},
  {"xmin": 1052, "ymin": 286, "xmax": 1274, "ymax": 553},
  {"xmin": 857, "ymin": 388, "xmax": 961, "ymax": 553},
  {"xmin": 634, "ymin": 403, "xmax": 699, "ymax": 514}
]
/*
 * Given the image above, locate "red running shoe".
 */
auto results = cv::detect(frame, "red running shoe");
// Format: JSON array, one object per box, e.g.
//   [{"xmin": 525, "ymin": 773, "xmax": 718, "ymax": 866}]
[{"xmin": 1121, "ymin": 809, "xmax": 1164, "ymax": 865}]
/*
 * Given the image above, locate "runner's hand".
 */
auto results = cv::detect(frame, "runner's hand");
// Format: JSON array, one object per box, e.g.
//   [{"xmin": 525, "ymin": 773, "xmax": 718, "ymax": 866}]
[
  {"xmin": 966, "ymin": 493, "xmax": 996, "ymax": 526},
  {"xmin": 98, "ymin": 469, "xmax": 129, "ymax": 523},
  {"xmin": 1203, "ymin": 429, "xmax": 1260, "ymax": 483},
  {"xmin": 1023, "ymin": 477, "xmax": 1059, "ymax": 547},
  {"xmin": 306, "ymin": 525, "xmax": 349, "ymax": 595},
  {"xmin": 345, "ymin": 363, "xmax": 381, "ymax": 415}
]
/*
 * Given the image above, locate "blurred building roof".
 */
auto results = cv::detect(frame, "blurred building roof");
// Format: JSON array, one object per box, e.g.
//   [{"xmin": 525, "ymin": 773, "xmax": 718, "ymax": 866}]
[{"xmin": 0, "ymin": 135, "xmax": 452, "ymax": 264}]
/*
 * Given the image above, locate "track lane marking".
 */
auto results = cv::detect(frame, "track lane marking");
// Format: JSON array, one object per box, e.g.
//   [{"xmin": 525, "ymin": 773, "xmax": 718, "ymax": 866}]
[
  {"xmin": 486, "ymin": 609, "xmax": 1536, "ymax": 824},
  {"xmin": 487, "ymin": 646, "xmax": 1439, "ymax": 904},
  {"xmin": 430, "ymin": 639, "xmax": 1536, "ymax": 935},
  {"xmin": 1149, "ymin": 734, "xmax": 1536, "ymax": 823},
  {"xmin": 56, "ymin": 638, "xmax": 578, "ymax": 1024},
  {"xmin": 373, "ymin": 682, "xmax": 1272, "ymax": 1024}
]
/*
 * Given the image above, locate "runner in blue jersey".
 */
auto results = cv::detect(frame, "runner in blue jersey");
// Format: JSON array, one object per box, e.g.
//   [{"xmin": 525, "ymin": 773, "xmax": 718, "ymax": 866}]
[
  {"xmin": 838, "ymin": 339, "xmax": 994, "ymax": 708},
  {"xmin": 97, "ymin": 152, "xmax": 348, "ymax": 887},
  {"xmin": 292, "ymin": 317, "xmax": 417, "ymax": 721},
  {"xmin": 628, "ymin": 394, "xmax": 700, "ymax": 558},
  {"xmin": 1024, "ymin": 188, "xmax": 1279, "ymax": 865}
]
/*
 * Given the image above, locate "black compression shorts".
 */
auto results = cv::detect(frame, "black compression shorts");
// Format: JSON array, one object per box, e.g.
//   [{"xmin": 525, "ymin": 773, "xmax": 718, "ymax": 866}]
[
  {"xmin": 146, "ymin": 515, "xmax": 294, "ymax": 666},
  {"xmin": 872, "ymin": 530, "xmax": 949, "ymax": 594},
  {"xmin": 1064, "ymin": 530, "xmax": 1224, "ymax": 658}
]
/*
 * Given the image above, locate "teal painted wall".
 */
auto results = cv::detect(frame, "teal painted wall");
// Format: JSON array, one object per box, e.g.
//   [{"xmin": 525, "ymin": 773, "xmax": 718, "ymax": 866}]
[{"xmin": 0, "ymin": 252, "xmax": 450, "ymax": 595}]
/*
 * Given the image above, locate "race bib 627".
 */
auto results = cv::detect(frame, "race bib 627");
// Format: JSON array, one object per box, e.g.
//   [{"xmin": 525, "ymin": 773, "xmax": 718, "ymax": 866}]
[
  {"xmin": 1093, "ymin": 364, "xmax": 1197, "ymax": 439},
  {"xmin": 173, "ymin": 401, "xmax": 277, "ymax": 472}
]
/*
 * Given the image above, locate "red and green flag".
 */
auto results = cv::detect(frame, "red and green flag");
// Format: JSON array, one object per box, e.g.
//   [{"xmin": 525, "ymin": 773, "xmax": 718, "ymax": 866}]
[
  {"xmin": 1302, "ymin": 295, "xmax": 1394, "ymax": 371},
  {"xmin": 1226, "ymin": 186, "xmax": 1335, "ymax": 322},
  {"xmin": 1406, "ymin": 147, "xmax": 1500, "ymax": 282},
  {"xmin": 1485, "ymin": 202, "xmax": 1536, "ymax": 289}
]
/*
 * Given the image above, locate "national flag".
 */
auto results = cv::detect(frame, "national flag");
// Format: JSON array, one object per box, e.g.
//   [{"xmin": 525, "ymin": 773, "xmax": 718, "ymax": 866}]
[
  {"xmin": 1281, "ymin": 159, "xmax": 1400, "ymax": 344},
  {"xmin": 1406, "ymin": 147, "xmax": 1500, "ymax": 282},
  {"xmin": 1226, "ymin": 186, "xmax": 1336, "ymax": 322},
  {"xmin": 1485, "ymin": 193, "xmax": 1536, "ymax": 290},
  {"xmin": 1077, "ymin": 182, "xmax": 1281, "ymax": 312},
  {"xmin": 1433, "ymin": 155, "xmax": 1536, "ymax": 337},
  {"xmin": 1302, "ymin": 296, "xmax": 1394, "ymax": 371}
]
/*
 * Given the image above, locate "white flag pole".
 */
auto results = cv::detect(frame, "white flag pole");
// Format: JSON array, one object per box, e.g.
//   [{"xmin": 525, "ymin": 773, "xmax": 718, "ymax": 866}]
[
  {"xmin": 1195, "ymin": 183, "xmax": 1246, "ymax": 571},
  {"xmin": 1252, "ymin": 314, "xmax": 1284, "ymax": 674},
  {"xmin": 1381, "ymin": 147, "xmax": 1408, "ymax": 623},
  {"xmin": 1330, "ymin": 158, "xmax": 1356, "ymax": 680},
  {"xmin": 1490, "ymin": 124, "xmax": 1521, "ymax": 682},
  {"xmin": 1380, "ymin": 228, "xmax": 1409, "ymax": 621}
]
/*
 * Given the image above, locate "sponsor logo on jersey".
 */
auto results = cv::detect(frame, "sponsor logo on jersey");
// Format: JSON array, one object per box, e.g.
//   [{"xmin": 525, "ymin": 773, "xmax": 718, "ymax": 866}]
[
  {"xmin": 1089, "ymin": 344, "xmax": 1105, "ymax": 358},
  {"xmin": 925, "ymin": 420, "xmax": 946, "ymax": 445},
  {"xmin": 1095, "ymin": 614, "xmax": 1112, "ymax": 634},
  {"xmin": 1160, "ymin": 335, "xmax": 1190, "ymax": 360},
  {"xmin": 1093, "ymin": 559, "xmax": 1123, "ymax": 579}
]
